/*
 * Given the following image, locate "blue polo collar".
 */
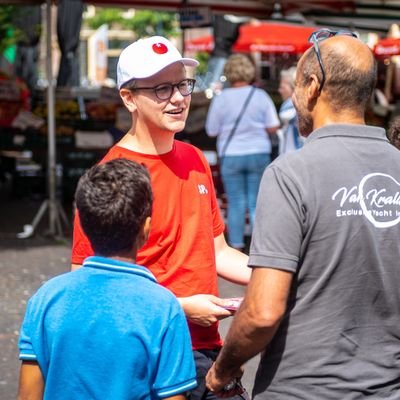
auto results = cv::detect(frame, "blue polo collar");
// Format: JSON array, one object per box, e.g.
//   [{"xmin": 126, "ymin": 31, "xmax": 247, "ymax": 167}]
[{"xmin": 83, "ymin": 256, "xmax": 157, "ymax": 283}]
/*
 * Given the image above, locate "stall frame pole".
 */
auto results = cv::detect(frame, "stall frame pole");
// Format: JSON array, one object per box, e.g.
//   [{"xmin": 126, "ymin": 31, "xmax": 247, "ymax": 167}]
[{"xmin": 17, "ymin": 0, "xmax": 69, "ymax": 239}]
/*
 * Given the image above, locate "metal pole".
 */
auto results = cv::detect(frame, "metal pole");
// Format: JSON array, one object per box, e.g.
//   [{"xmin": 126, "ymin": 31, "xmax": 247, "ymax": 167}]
[
  {"xmin": 17, "ymin": 1, "xmax": 69, "ymax": 239},
  {"xmin": 46, "ymin": 0, "xmax": 57, "ymax": 236}
]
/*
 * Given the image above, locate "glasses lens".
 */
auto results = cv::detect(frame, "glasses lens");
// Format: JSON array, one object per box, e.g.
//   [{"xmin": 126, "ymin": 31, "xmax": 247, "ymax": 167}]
[
  {"xmin": 337, "ymin": 30, "xmax": 359, "ymax": 39},
  {"xmin": 153, "ymin": 79, "xmax": 196, "ymax": 100},
  {"xmin": 155, "ymin": 84, "xmax": 173, "ymax": 100},
  {"xmin": 319, "ymin": 29, "xmax": 336, "ymax": 39},
  {"xmin": 310, "ymin": 29, "xmax": 358, "ymax": 44},
  {"xmin": 310, "ymin": 29, "xmax": 334, "ymax": 43},
  {"xmin": 178, "ymin": 79, "xmax": 195, "ymax": 96}
]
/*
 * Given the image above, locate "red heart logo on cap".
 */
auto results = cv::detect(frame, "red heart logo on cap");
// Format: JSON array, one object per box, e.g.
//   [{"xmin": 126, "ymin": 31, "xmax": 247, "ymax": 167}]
[{"xmin": 152, "ymin": 43, "xmax": 168, "ymax": 54}]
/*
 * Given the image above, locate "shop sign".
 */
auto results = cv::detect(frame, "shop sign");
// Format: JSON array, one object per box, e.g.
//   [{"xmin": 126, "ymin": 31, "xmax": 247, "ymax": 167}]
[
  {"xmin": 179, "ymin": 7, "xmax": 212, "ymax": 28},
  {"xmin": 88, "ymin": 24, "xmax": 108, "ymax": 85}
]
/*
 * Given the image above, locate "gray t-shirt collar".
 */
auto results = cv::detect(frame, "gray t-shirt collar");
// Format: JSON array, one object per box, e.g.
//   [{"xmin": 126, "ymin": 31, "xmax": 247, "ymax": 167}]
[{"xmin": 305, "ymin": 124, "xmax": 387, "ymax": 145}]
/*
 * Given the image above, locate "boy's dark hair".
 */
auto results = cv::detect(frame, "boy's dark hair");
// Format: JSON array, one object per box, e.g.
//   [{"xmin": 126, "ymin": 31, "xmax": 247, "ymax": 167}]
[
  {"xmin": 75, "ymin": 158, "xmax": 153, "ymax": 257},
  {"xmin": 388, "ymin": 117, "xmax": 400, "ymax": 150}
]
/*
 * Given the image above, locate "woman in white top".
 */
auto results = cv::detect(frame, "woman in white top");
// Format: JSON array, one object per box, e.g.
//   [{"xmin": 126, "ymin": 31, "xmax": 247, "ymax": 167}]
[{"xmin": 206, "ymin": 54, "xmax": 279, "ymax": 251}]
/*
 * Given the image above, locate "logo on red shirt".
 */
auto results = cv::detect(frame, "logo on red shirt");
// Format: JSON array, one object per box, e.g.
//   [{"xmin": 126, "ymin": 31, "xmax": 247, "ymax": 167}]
[
  {"xmin": 198, "ymin": 184, "xmax": 208, "ymax": 194},
  {"xmin": 152, "ymin": 43, "xmax": 168, "ymax": 54}
]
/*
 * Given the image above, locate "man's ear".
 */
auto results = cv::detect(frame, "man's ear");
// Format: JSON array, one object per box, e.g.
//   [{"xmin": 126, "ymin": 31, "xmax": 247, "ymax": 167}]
[
  {"xmin": 307, "ymin": 74, "xmax": 320, "ymax": 101},
  {"xmin": 137, "ymin": 216, "xmax": 151, "ymax": 249},
  {"xmin": 120, "ymin": 88, "xmax": 137, "ymax": 113},
  {"xmin": 143, "ymin": 216, "xmax": 151, "ymax": 242}
]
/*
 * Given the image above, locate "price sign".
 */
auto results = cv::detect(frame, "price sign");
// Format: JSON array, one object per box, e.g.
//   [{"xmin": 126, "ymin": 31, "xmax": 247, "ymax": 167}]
[{"xmin": 179, "ymin": 7, "xmax": 212, "ymax": 28}]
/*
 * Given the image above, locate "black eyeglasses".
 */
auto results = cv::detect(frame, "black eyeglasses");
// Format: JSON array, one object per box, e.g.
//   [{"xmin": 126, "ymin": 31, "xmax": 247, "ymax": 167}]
[
  {"xmin": 132, "ymin": 78, "xmax": 196, "ymax": 100},
  {"xmin": 308, "ymin": 29, "xmax": 359, "ymax": 93}
]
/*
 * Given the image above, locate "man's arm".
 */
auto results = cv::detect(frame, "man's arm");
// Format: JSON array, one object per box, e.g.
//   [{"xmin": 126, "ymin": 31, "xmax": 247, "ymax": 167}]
[
  {"xmin": 72, "ymin": 236, "xmax": 242, "ymax": 326},
  {"xmin": 17, "ymin": 360, "xmax": 44, "ymax": 400},
  {"xmin": 214, "ymin": 233, "xmax": 251, "ymax": 285},
  {"xmin": 178, "ymin": 295, "xmax": 234, "ymax": 326},
  {"xmin": 266, "ymin": 126, "xmax": 279, "ymax": 135},
  {"xmin": 205, "ymin": 267, "xmax": 293, "ymax": 394},
  {"xmin": 72, "ymin": 235, "xmax": 248, "ymax": 324},
  {"xmin": 178, "ymin": 233, "xmax": 251, "ymax": 326}
]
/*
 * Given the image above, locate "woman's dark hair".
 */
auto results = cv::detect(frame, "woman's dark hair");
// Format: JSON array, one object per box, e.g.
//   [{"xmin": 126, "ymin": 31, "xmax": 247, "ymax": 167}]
[{"xmin": 75, "ymin": 158, "xmax": 153, "ymax": 257}]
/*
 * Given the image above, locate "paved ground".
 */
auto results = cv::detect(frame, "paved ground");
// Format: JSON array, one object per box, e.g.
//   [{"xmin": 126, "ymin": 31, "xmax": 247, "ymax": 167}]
[{"xmin": 0, "ymin": 184, "xmax": 259, "ymax": 398}]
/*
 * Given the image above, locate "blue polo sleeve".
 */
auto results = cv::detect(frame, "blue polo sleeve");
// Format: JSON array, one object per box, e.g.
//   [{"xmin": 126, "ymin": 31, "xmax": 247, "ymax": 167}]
[
  {"xmin": 153, "ymin": 308, "xmax": 197, "ymax": 398},
  {"xmin": 18, "ymin": 299, "xmax": 38, "ymax": 361}
]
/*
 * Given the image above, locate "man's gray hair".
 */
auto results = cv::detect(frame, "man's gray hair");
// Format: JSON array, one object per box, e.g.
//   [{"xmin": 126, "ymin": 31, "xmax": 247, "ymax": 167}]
[{"xmin": 280, "ymin": 66, "xmax": 297, "ymax": 89}]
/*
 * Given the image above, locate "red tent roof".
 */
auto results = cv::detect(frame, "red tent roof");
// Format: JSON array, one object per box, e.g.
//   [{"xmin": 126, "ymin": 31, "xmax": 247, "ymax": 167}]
[
  {"xmin": 186, "ymin": 22, "xmax": 315, "ymax": 54},
  {"xmin": 235, "ymin": 23, "xmax": 315, "ymax": 53}
]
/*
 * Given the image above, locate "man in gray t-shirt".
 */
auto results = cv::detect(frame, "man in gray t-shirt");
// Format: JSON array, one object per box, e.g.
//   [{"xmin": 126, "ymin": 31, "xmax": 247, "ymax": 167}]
[{"xmin": 206, "ymin": 31, "xmax": 400, "ymax": 399}]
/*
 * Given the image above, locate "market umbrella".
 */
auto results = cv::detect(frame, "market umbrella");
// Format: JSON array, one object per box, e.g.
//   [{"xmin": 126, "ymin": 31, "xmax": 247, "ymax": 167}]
[
  {"xmin": 186, "ymin": 22, "xmax": 315, "ymax": 54},
  {"xmin": 234, "ymin": 22, "xmax": 315, "ymax": 54},
  {"xmin": 186, "ymin": 35, "xmax": 214, "ymax": 53},
  {"xmin": 374, "ymin": 37, "xmax": 400, "ymax": 58},
  {"xmin": 57, "ymin": 0, "xmax": 84, "ymax": 86}
]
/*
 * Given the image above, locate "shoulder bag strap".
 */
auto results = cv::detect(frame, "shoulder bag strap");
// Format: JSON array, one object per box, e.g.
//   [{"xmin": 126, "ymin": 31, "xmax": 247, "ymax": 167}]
[{"xmin": 219, "ymin": 85, "xmax": 256, "ymax": 165}]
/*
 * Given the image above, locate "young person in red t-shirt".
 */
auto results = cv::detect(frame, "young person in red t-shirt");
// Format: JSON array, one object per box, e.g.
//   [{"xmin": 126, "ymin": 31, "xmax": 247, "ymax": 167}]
[{"xmin": 71, "ymin": 36, "xmax": 251, "ymax": 399}]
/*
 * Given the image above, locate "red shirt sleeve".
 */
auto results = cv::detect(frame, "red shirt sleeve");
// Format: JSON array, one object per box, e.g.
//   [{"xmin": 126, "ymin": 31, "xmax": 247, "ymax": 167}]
[{"xmin": 71, "ymin": 210, "xmax": 94, "ymax": 265}]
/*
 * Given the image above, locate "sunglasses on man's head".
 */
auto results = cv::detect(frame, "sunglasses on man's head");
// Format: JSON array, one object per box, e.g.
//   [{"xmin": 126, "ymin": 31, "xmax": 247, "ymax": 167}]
[{"xmin": 308, "ymin": 29, "xmax": 359, "ymax": 93}]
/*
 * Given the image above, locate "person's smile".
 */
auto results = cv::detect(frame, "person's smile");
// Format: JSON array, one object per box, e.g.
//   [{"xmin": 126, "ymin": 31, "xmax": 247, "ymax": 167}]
[{"xmin": 165, "ymin": 107, "xmax": 186, "ymax": 118}]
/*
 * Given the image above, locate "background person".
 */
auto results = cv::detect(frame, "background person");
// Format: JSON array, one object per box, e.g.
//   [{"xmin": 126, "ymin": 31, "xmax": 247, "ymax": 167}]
[
  {"xmin": 277, "ymin": 66, "xmax": 303, "ymax": 154},
  {"xmin": 206, "ymin": 31, "xmax": 400, "ymax": 399},
  {"xmin": 71, "ymin": 36, "xmax": 251, "ymax": 400},
  {"xmin": 205, "ymin": 53, "xmax": 279, "ymax": 252},
  {"xmin": 18, "ymin": 158, "xmax": 197, "ymax": 400}
]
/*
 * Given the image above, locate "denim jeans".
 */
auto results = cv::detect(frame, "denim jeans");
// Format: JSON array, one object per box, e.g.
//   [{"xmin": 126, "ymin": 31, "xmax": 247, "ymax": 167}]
[
  {"xmin": 220, "ymin": 153, "xmax": 271, "ymax": 248},
  {"xmin": 190, "ymin": 349, "xmax": 250, "ymax": 400}
]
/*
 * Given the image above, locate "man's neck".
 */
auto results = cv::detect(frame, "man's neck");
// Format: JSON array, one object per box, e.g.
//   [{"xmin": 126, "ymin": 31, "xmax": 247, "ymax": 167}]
[
  {"xmin": 313, "ymin": 102, "xmax": 365, "ymax": 131},
  {"xmin": 110, "ymin": 255, "xmax": 137, "ymax": 264},
  {"xmin": 117, "ymin": 128, "xmax": 175, "ymax": 155}
]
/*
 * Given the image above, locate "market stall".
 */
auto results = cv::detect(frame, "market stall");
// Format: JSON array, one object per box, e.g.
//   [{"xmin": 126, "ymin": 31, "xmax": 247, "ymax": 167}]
[
  {"xmin": 374, "ymin": 37, "xmax": 400, "ymax": 58},
  {"xmin": 1, "ymin": 0, "xmax": 399, "ymax": 239}
]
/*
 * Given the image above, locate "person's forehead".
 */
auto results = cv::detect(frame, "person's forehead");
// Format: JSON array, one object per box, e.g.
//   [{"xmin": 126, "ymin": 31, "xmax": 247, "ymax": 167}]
[
  {"xmin": 140, "ymin": 62, "xmax": 187, "ymax": 85},
  {"xmin": 280, "ymin": 76, "xmax": 292, "ymax": 84}
]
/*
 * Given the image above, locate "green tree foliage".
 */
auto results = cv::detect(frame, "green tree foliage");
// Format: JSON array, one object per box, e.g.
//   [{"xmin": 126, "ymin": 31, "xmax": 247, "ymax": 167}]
[
  {"xmin": 85, "ymin": 8, "xmax": 179, "ymax": 38},
  {"xmin": 85, "ymin": 8, "xmax": 122, "ymax": 29},
  {"xmin": 195, "ymin": 51, "xmax": 210, "ymax": 75},
  {"xmin": 0, "ymin": 6, "xmax": 20, "ymax": 54}
]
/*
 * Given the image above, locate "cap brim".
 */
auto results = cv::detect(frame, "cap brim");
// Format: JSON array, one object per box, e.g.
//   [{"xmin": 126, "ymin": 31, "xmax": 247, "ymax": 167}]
[{"xmin": 181, "ymin": 58, "xmax": 200, "ymax": 67}]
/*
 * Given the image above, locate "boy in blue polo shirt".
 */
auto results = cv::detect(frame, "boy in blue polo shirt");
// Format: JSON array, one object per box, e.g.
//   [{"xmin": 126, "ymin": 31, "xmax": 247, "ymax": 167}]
[{"xmin": 17, "ymin": 158, "xmax": 197, "ymax": 400}]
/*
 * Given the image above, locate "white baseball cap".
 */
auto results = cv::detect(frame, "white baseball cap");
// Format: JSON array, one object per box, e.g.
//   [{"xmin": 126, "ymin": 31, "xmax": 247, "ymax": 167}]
[{"xmin": 117, "ymin": 36, "xmax": 199, "ymax": 89}]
